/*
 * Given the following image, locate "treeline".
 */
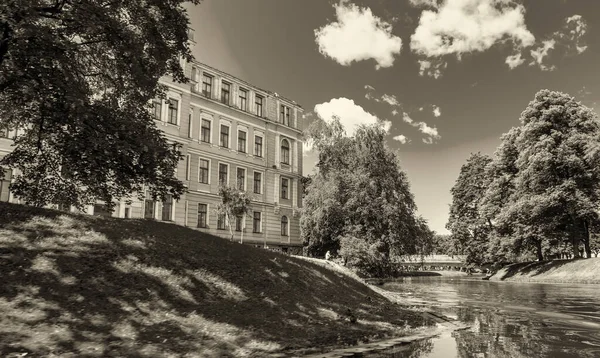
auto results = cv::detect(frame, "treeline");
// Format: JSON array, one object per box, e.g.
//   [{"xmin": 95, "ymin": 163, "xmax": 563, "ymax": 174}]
[
  {"xmin": 301, "ymin": 117, "xmax": 433, "ymax": 277},
  {"xmin": 448, "ymin": 90, "xmax": 600, "ymax": 265}
]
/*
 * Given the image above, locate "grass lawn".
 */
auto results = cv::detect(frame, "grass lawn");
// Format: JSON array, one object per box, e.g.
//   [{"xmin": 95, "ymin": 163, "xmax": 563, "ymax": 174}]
[
  {"xmin": 490, "ymin": 258, "xmax": 600, "ymax": 284},
  {"xmin": 0, "ymin": 202, "xmax": 432, "ymax": 357}
]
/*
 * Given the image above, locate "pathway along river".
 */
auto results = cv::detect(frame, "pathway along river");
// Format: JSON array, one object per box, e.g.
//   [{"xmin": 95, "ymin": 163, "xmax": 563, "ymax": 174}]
[{"xmin": 372, "ymin": 276, "xmax": 600, "ymax": 358}]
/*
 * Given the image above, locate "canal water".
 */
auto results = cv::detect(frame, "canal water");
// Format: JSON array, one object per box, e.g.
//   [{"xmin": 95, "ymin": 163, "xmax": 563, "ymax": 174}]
[{"xmin": 374, "ymin": 277, "xmax": 600, "ymax": 358}]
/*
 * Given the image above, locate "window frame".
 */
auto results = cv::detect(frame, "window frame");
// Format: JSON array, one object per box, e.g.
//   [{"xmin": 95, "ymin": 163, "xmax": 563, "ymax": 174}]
[
  {"xmin": 197, "ymin": 203, "xmax": 208, "ymax": 228},
  {"xmin": 219, "ymin": 124, "xmax": 230, "ymax": 148},
  {"xmin": 161, "ymin": 194, "xmax": 173, "ymax": 221},
  {"xmin": 235, "ymin": 216, "xmax": 243, "ymax": 232},
  {"xmin": 218, "ymin": 162, "xmax": 229, "ymax": 186},
  {"xmin": 236, "ymin": 167, "xmax": 246, "ymax": 191},
  {"xmin": 280, "ymin": 105, "xmax": 291, "ymax": 126},
  {"xmin": 221, "ymin": 81, "xmax": 231, "ymax": 105},
  {"xmin": 281, "ymin": 139, "xmax": 290, "ymax": 165},
  {"xmin": 200, "ymin": 118, "xmax": 212, "ymax": 143},
  {"xmin": 254, "ymin": 134, "xmax": 263, "ymax": 157},
  {"xmin": 281, "ymin": 177, "xmax": 289, "ymax": 199},
  {"xmin": 202, "ymin": 73, "xmax": 213, "ymax": 98},
  {"xmin": 153, "ymin": 100, "xmax": 162, "ymax": 121},
  {"xmin": 253, "ymin": 211, "xmax": 262, "ymax": 233},
  {"xmin": 253, "ymin": 171, "xmax": 262, "ymax": 194},
  {"xmin": 281, "ymin": 216, "xmax": 289, "ymax": 236},
  {"xmin": 239, "ymin": 88, "xmax": 248, "ymax": 111},
  {"xmin": 198, "ymin": 158, "xmax": 210, "ymax": 184},
  {"xmin": 237, "ymin": 129, "xmax": 247, "ymax": 153},
  {"xmin": 167, "ymin": 98, "xmax": 179, "ymax": 125},
  {"xmin": 255, "ymin": 94, "xmax": 264, "ymax": 117},
  {"xmin": 217, "ymin": 213, "xmax": 226, "ymax": 230},
  {"xmin": 185, "ymin": 154, "xmax": 191, "ymax": 181}
]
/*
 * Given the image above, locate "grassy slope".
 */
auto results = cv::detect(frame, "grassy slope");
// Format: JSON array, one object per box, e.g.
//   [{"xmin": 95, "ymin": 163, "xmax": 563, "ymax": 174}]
[
  {"xmin": 0, "ymin": 202, "xmax": 431, "ymax": 358},
  {"xmin": 490, "ymin": 258, "xmax": 600, "ymax": 284}
]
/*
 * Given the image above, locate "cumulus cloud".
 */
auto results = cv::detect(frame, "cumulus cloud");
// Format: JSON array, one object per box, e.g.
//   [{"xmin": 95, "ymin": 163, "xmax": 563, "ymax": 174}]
[
  {"xmin": 505, "ymin": 52, "xmax": 525, "ymax": 69},
  {"xmin": 409, "ymin": 0, "xmax": 439, "ymax": 7},
  {"xmin": 381, "ymin": 94, "xmax": 400, "ymax": 106},
  {"xmin": 418, "ymin": 59, "xmax": 446, "ymax": 79},
  {"xmin": 402, "ymin": 112, "xmax": 440, "ymax": 143},
  {"xmin": 364, "ymin": 84, "xmax": 376, "ymax": 91},
  {"xmin": 393, "ymin": 134, "xmax": 409, "ymax": 144},
  {"xmin": 410, "ymin": 0, "xmax": 535, "ymax": 59},
  {"xmin": 506, "ymin": 14, "xmax": 588, "ymax": 70},
  {"xmin": 432, "ymin": 105, "xmax": 441, "ymax": 117},
  {"xmin": 314, "ymin": 97, "xmax": 392, "ymax": 137},
  {"xmin": 391, "ymin": 109, "xmax": 399, "ymax": 116},
  {"xmin": 315, "ymin": 1, "xmax": 403, "ymax": 69},
  {"xmin": 530, "ymin": 39, "xmax": 556, "ymax": 71}
]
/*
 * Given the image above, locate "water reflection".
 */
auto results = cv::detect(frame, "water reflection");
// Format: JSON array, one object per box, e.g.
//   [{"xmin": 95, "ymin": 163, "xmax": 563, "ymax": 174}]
[{"xmin": 377, "ymin": 278, "xmax": 600, "ymax": 358}]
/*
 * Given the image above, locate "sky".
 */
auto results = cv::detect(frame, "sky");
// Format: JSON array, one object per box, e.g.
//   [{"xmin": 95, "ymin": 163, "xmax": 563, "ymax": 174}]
[{"xmin": 185, "ymin": 0, "xmax": 600, "ymax": 234}]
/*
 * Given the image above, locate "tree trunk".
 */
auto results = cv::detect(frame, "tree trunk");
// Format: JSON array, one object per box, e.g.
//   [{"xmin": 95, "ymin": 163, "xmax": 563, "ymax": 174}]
[
  {"xmin": 571, "ymin": 235, "xmax": 580, "ymax": 259},
  {"xmin": 240, "ymin": 213, "xmax": 245, "ymax": 244},
  {"xmin": 583, "ymin": 221, "xmax": 592, "ymax": 258},
  {"xmin": 226, "ymin": 213, "xmax": 234, "ymax": 242},
  {"xmin": 535, "ymin": 239, "xmax": 543, "ymax": 262}
]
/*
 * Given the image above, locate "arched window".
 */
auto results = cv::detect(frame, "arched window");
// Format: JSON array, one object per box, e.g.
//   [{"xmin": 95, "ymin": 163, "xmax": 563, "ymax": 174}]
[
  {"xmin": 281, "ymin": 139, "xmax": 290, "ymax": 165},
  {"xmin": 281, "ymin": 216, "xmax": 289, "ymax": 236}
]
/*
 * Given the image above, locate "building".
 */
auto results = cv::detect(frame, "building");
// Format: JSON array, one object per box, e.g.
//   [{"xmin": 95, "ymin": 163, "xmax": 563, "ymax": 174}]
[{"xmin": 0, "ymin": 30, "xmax": 306, "ymax": 253}]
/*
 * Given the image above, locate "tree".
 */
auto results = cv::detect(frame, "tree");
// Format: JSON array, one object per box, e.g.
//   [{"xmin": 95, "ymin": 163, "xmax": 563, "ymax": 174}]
[
  {"xmin": 0, "ymin": 0, "xmax": 200, "ymax": 210},
  {"xmin": 446, "ymin": 153, "xmax": 493, "ymax": 265},
  {"xmin": 302, "ymin": 116, "xmax": 428, "ymax": 273},
  {"xmin": 215, "ymin": 186, "xmax": 251, "ymax": 243}
]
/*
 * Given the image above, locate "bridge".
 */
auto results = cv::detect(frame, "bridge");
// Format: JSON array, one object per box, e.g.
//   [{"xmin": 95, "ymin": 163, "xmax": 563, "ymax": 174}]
[{"xmin": 395, "ymin": 254, "xmax": 469, "ymax": 270}]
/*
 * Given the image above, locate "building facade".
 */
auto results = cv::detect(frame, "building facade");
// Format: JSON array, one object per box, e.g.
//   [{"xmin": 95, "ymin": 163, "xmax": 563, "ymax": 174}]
[{"xmin": 0, "ymin": 42, "xmax": 305, "ymax": 252}]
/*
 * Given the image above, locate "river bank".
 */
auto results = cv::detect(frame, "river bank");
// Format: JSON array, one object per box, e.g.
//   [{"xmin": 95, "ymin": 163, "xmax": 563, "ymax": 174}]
[
  {"xmin": 0, "ymin": 202, "xmax": 438, "ymax": 358},
  {"xmin": 490, "ymin": 258, "xmax": 600, "ymax": 284}
]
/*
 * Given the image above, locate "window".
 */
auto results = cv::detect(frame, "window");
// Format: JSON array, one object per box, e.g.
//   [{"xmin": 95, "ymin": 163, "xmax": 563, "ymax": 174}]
[
  {"xmin": 201, "ymin": 119, "xmax": 211, "ymax": 143},
  {"xmin": 197, "ymin": 204, "xmax": 207, "ymax": 228},
  {"xmin": 124, "ymin": 208, "xmax": 130, "ymax": 219},
  {"xmin": 187, "ymin": 113, "xmax": 193, "ymax": 138},
  {"xmin": 162, "ymin": 195, "xmax": 173, "ymax": 221},
  {"xmin": 144, "ymin": 194, "xmax": 155, "ymax": 219},
  {"xmin": 253, "ymin": 211, "xmax": 262, "ymax": 233},
  {"xmin": 0, "ymin": 168, "xmax": 10, "ymax": 202},
  {"xmin": 185, "ymin": 155, "xmax": 191, "ymax": 180},
  {"xmin": 153, "ymin": 100, "xmax": 162, "ymax": 121},
  {"xmin": 280, "ymin": 105, "xmax": 290, "ymax": 126},
  {"xmin": 255, "ymin": 95, "xmax": 263, "ymax": 117},
  {"xmin": 281, "ymin": 216, "xmax": 288, "ymax": 236},
  {"xmin": 281, "ymin": 178, "xmax": 289, "ymax": 199},
  {"xmin": 199, "ymin": 159, "xmax": 209, "ymax": 184},
  {"xmin": 217, "ymin": 214, "xmax": 226, "ymax": 230},
  {"xmin": 221, "ymin": 81, "xmax": 230, "ymax": 104},
  {"xmin": 237, "ymin": 168, "xmax": 245, "ymax": 190},
  {"xmin": 239, "ymin": 88, "xmax": 247, "ymax": 111},
  {"xmin": 253, "ymin": 172, "xmax": 262, "ymax": 194},
  {"xmin": 238, "ymin": 130, "xmax": 247, "ymax": 153},
  {"xmin": 220, "ymin": 125, "xmax": 229, "ymax": 148},
  {"xmin": 202, "ymin": 73, "xmax": 213, "ymax": 98},
  {"xmin": 281, "ymin": 139, "xmax": 290, "ymax": 164},
  {"xmin": 254, "ymin": 135, "xmax": 263, "ymax": 157},
  {"xmin": 218, "ymin": 163, "xmax": 228, "ymax": 185},
  {"xmin": 236, "ymin": 216, "xmax": 243, "ymax": 232},
  {"xmin": 168, "ymin": 99, "xmax": 178, "ymax": 125}
]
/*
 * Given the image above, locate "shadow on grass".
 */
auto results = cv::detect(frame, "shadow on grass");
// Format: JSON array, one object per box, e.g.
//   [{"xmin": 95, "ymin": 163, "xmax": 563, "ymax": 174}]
[
  {"xmin": 497, "ymin": 259, "xmax": 576, "ymax": 281},
  {"xmin": 0, "ymin": 203, "xmax": 431, "ymax": 357}
]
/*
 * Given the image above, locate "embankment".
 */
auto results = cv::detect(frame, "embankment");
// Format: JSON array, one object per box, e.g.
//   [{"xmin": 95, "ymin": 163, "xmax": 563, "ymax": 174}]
[
  {"xmin": 489, "ymin": 258, "xmax": 600, "ymax": 284},
  {"xmin": 0, "ymin": 202, "xmax": 434, "ymax": 357}
]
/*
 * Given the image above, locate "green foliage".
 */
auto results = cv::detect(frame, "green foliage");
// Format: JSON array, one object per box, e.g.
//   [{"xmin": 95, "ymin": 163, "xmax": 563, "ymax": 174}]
[
  {"xmin": 452, "ymin": 89, "xmax": 600, "ymax": 264},
  {"xmin": 301, "ymin": 116, "xmax": 431, "ymax": 272},
  {"xmin": 446, "ymin": 152, "xmax": 493, "ymax": 265},
  {"xmin": 215, "ymin": 186, "xmax": 251, "ymax": 242},
  {"xmin": 0, "ymin": 0, "xmax": 199, "ymax": 210},
  {"xmin": 339, "ymin": 236, "xmax": 394, "ymax": 278}
]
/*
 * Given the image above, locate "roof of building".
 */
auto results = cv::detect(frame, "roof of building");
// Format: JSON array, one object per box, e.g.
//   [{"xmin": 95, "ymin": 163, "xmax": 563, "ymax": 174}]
[{"xmin": 192, "ymin": 60, "xmax": 303, "ymax": 110}]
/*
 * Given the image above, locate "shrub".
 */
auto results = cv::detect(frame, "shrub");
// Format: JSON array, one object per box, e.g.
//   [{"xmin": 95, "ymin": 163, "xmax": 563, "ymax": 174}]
[{"xmin": 339, "ymin": 236, "xmax": 393, "ymax": 278}]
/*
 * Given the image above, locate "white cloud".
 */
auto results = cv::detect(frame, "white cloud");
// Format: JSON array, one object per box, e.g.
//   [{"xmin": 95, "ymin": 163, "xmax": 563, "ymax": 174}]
[
  {"xmin": 530, "ymin": 39, "xmax": 556, "ymax": 71},
  {"xmin": 418, "ymin": 60, "xmax": 445, "ymax": 79},
  {"xmin": 419, "ymin": 107, "xmax": 424, "ymax": 111},
  {"xmin": 315, "ymin": 1, "xmax": 402, "ymax": 69},
  {"xmin": 432, "ymin": 105, "xmax": 441, "ymax": 117},
  {"xmin": 505, "ymin": 52, "xmax": 525, "ymax": 69},
  {"xmin": 409, "ymin": 0, "xmax": 439, "ymax": 8},
  {"xmin": 410, "ymin": 0, "xmax": 535, "ymax": 58},
  {"xmin": 564, "ymin": 14, "xmax": 587, "ymax": 54},
  {"xmin": 402, "ymin": 112, "xmax": 414, "ymax": 124},
  {"xmin": 393, "ymin": 134, "xmax": 409, "ymax": 144},
  {"xmin": 391, "ymin": 109, "xmax": 399, "ymax": 116},
  {"xmin": 364, "ymin": 84, "xmax": 376, "ymax": 91},
  {"xmin": 423, "ymin": 137, "xmax": 434, "ymax": 144},
  {"xmin": 402, "ymin": 112, "xmax": 440, "ymax": 143},
  {"xmin": 381, "ymin": 94, "xmax": 400, "ymax": 106},
  {"xmin": 314, "ymin": 97, "xmax": 392, "ymax": 137}
]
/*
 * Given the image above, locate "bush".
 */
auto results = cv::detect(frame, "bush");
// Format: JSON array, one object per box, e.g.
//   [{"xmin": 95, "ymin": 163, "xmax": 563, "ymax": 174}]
[{"xmin": 339, "ymin": 236, "xmax": 394, "ymax": 278}]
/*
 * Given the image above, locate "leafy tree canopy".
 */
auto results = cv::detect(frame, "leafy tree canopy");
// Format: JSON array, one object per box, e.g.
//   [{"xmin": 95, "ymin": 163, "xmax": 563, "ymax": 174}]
[{"xmin": 0, "ymin": 0, "xmax": 200, "ymax": 209}]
